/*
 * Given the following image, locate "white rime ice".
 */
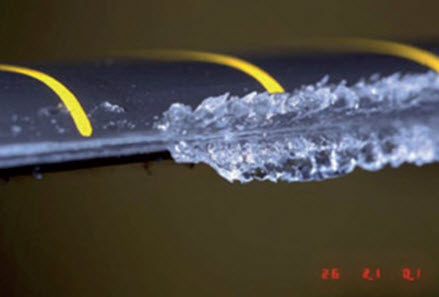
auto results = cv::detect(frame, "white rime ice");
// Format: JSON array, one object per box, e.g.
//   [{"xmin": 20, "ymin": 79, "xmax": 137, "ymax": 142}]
[{"xmin": 154, "ymin": 72, "xmax": 439, "ymax": 183}]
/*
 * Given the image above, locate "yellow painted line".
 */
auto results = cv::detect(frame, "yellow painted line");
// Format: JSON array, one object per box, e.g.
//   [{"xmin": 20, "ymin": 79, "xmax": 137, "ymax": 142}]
[
  {"xmin": 343, "ymin": 38, "xmax": 439, "ymax": 73},
  {"xmin": 289, "ymin": 38, "xmax": 439, "ymax": 73},
  {"xmin": 119, "ymin": 49, "xmax": 285, "ymax": 94},
  {"xmin": 0, "ymin": 64, "xmax": 92, "ymax": 137}
]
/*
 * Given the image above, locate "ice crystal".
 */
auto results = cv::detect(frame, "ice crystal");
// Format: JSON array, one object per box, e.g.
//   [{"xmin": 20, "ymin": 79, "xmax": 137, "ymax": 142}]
[{"xmin": 154, "ymin": 72, "xmax": 439, "ymax": 183}]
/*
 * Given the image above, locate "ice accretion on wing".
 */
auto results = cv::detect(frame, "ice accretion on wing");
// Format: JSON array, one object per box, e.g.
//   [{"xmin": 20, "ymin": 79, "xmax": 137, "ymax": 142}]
[{"xmin": 154, "ymin": 72, "xmax": 439, "ymax": 183}]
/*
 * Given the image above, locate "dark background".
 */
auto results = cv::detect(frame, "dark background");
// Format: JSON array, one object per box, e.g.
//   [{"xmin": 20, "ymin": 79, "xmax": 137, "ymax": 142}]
[
  {"xmin": 1, "ymin": 0, "xmax": 439, "ymax": 296},
  {"xmin": 0, "ymin": 0, "xmax": 439, "ymax": 61}
]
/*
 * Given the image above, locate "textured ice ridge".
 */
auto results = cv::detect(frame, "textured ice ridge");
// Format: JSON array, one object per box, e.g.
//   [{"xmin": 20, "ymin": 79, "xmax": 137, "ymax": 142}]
[{"xmin": 154, "ymin": 72, "xmax": 439, "ymax": 183}]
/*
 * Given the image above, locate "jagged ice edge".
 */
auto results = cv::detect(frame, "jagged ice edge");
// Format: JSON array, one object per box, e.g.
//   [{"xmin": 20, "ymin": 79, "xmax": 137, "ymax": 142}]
[{"xmin": 154, "ymin": 72, "xmax": 439, "ymax": 183}]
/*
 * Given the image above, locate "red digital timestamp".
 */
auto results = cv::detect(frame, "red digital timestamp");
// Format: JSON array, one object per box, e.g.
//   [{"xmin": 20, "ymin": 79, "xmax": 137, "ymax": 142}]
[{"xmin": 321, "ymin": 267, "xmax": 421, "ymax": 282}]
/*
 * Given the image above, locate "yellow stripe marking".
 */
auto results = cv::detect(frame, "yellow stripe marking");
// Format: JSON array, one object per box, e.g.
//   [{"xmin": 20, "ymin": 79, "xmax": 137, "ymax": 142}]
[
  {"xmin": 289, "ymin": 38, "xmax": 439, "ymax": 73},
  {"xmin": 120, "ymin": 49, "xmax": 285, "ymax": 93},
  {"xmin": 0, "ymin": 64, "xmax": 92, "ymax": 137}
]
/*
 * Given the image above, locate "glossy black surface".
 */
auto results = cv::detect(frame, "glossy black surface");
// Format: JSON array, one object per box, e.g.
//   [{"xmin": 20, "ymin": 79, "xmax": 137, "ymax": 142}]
[{"xmin": 0, "ymin": 51, "xmax": 434, "ymax": 169}]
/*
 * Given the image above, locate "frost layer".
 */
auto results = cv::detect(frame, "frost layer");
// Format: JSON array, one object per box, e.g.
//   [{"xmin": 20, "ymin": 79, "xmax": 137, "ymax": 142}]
[{"xmin": 154, "ymin": 72, "xmax": 439, "ymax": 183}]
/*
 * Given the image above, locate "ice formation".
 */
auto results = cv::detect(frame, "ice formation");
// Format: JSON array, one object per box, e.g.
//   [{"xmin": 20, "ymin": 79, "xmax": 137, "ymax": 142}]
[
  {"xmin": 100, "ymin": 101, "xmax": 126, "ymax": 113},
  {"xmin": 154, "ymin": 72, "xmax": 439, "ymax": 183}
]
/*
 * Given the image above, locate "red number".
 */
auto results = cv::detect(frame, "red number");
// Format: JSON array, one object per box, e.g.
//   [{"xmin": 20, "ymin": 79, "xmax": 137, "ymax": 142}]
[
  {"xmin": 362, "ymin": 268, "xmax": 372, "ymax": 281},
  {"xmin": 321, "ymin": 268, "xmax": 340, "ymax": 280},
  {"xmin": 362, "ymin": 267, "xmax": 381, "ymax": 281},
  {"xmin": 331, "ymin": 268, "xmax": 340, "ymax": 279},
  {"xmin": 402, "ymin": 267, "xmax": 421, "ymax": 282}
]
